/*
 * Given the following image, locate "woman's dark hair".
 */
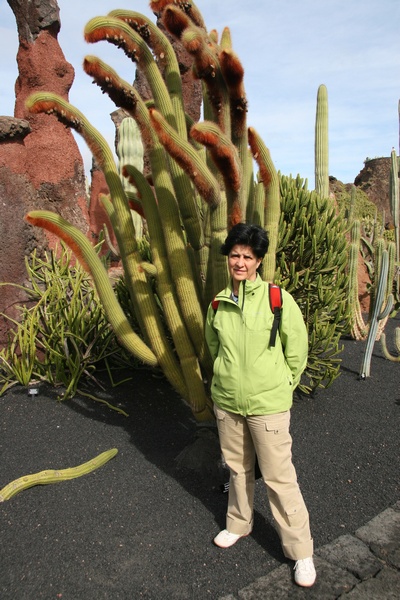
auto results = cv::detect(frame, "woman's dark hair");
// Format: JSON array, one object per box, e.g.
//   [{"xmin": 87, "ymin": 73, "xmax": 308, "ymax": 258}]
[{"xmin": 220, "ymin": 223, "xmax": 269, "ymax": 259}]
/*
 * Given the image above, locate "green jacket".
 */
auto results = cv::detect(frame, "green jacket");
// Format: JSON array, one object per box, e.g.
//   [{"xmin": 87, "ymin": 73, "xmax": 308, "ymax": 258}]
[{"xmin": 205, "ymin": 274, "xmax": 308, "ymax": 416}]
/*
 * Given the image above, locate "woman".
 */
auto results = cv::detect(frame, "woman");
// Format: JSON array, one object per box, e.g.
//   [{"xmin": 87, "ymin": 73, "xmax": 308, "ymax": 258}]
[{"xmin": 205, "ymin": 223, "xmax": 316, "ymax": 588}]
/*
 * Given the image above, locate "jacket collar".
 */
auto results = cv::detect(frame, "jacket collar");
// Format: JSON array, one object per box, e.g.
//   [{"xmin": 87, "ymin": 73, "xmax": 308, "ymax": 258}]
[{"xmin": 217, "ymin": 273, "xmax": 264, "ymax": 303}]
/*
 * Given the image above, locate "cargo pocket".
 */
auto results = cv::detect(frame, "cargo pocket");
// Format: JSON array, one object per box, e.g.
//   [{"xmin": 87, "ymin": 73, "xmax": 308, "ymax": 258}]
[
  {"xmin": 285, "ymin": 503, "xmax": 304, "ymax": 528},
  {"xmin": 265, "ymin": 411, "xmax": 290, "ymax": 435}
]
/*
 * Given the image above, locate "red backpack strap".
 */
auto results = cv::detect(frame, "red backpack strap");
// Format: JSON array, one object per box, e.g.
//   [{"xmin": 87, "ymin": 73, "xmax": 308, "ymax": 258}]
[
  {"xmin": 268, "ymin": 284, "xmax": 282, "ymax": 347},
  {"xmin": 211, "ymin": 297, "xmax": 220, "ymax": 312}
]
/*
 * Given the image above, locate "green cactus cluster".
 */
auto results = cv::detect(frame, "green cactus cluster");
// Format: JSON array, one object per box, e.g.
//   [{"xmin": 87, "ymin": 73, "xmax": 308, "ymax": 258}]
[
  {"xmin": 276, "ymin": 174, "xmax": 350, "ymax": 391},
  {"xmin": 22, "ymin": 2, "xmax": 351, "ymax": 416},
  {"xmin": 346, "ymin": 142, "xmax": 399, "ymax": 376}
]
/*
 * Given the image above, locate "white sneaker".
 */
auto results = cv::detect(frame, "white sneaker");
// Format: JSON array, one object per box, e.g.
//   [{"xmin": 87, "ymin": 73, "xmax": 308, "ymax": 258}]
[
  {"xmin": 213, "ymin": 529, "xmax": 249, "ymax": 548},
  {"xmin": 294, "ymin": 557, "xmax": 316, "ymax": 587}
]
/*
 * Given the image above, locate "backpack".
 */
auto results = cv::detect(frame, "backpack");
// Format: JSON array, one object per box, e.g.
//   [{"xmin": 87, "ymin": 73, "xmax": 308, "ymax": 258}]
[{"xmin": 212, "ymin": 283, "xmax": 283, "ymax": 347}]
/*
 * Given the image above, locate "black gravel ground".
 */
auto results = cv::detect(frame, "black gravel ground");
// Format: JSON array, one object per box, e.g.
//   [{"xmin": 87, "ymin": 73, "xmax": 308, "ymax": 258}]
[{"xmin": 1, "ymin": 316, "xmax": 399, "ymax": 599}]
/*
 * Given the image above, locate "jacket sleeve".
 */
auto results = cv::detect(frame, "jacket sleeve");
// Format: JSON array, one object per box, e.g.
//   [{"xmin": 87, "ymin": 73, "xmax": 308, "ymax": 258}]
[
  {"xmin": 279, "ymin": 291, "xmax": 308, "ymax": 389},
  {"xmin": 205, "ymin": 303, "xmax": 219, "ymax": 362}
]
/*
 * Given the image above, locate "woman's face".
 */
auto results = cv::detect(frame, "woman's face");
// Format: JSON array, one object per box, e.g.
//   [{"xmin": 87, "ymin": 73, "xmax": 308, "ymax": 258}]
[{"xmin": 228, "ymin": 244, "xmax": 262, "ymax": 290}]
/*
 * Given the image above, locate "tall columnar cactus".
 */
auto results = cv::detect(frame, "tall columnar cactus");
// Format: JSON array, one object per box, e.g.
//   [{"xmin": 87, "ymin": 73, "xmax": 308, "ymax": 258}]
[
  {"xmin": 348, "ymin": 219, "xmax": 368, "ymax": 340},
  {"xmin": 389, "ymin": 147, "xmax": 399, "ymax": 301},
  {"xmin": 23, "ymin": 2, "xmax": 349, "ymax": 414},
  {"xmin": 314, "ymin": 84, "xmax": 329, "ymax": 199},
  {"xmin": 117, "ymin": 116, "xmax": 145, "ymax": 237}
]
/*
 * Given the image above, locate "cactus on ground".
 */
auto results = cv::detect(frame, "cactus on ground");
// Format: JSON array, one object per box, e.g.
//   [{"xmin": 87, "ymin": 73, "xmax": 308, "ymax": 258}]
[
  {"xmin": 23, "ymin": 3, "xmax": 350, "ymax": 413},
  {"xmin": 0, "ymin": 449, "xmax": 118, "ymax": 502}
]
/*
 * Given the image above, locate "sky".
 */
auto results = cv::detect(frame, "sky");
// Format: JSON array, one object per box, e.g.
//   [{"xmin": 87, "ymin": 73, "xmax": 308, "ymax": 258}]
[{"xmin": 1, "ymin": 0, "xmax": 399, "ymax": 186}]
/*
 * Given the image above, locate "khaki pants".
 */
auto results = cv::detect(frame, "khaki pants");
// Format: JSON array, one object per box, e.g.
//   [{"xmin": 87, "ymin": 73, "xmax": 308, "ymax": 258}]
[{"xmin": 214, "ymin": 406, "xmax": 313, "ymax": 560}]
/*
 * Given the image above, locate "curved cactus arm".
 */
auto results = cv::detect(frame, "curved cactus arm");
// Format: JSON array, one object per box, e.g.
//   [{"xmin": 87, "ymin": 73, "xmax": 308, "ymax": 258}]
[
  {"xmin": 26, "ymin": 92, "xmax": 116, "ymax": 175},
  {"xmin": 26, "ymin": 91, "xmax": 182, "ymax": 376},
  {"xmin": 190, "ymin": 120, "xmax": 242, "ymax": 224},
  {"xmin": 219, "ymin": 47, "xmax": 250, "ymax": 215},
  {"xmin": 161, "ymin": 5, "xmax": 230, "ymax": 135},
  {"xmin": 149, "ymin": 108, "xmax": 221, "ymax": 208},
  {"xmin": 150, "ymin": 0, "xmax": 206, "ymax": 30},
  {"xmin": 85, "ymin": 16, "xmax": 175, "ymax": 126},
  {"xmin": 315, "ymin": 84, "xmax": 329, "ymax": 199},
  {"xmin": 82, "ymin": 57, "xmax": 210, "ymax": 377},
  {"xmin": 124, "ymin": 164, "xmax": 213, "ymax": 419},
  {"xmin": 82, "ymin": 56, "xmax": 155, "ymax": 157},
  {"xmin": 83, "ymin": 55, "xmax": 203, "ymax": 253},
  {"xmin": 85, "ymin": 14, "xmax": 202, "ymax": 232},
  {"xmin": 99, "ymin": 194, "xmax": 189, "ymax": 399},
  {"xmin": 380, "ymin": 328, "xmax": 400, "ymax": 362},
  {"xmin": 144, "ymin": 140, "xmax": 214, "ymax": 374},
  {"xmin": 0, "ymin": 449, "xmax": 118, "ymax": 502},
  {"xmin": 26, "ymin": 91, "xmax": 139, "ymax": 266},
  {"xmin": 190, "ymin": 121, "xmax": 241, "ymax": 194},
  {"xmin": 377, "ymin": 241, "xmax": 397, "ymax": 336},
  {"xmin": 248, "ymin": 127, "xmax": 280, "ymax": 282},
  {"xmin": 25, "ymin": 210, "xmax": 157, "ymax": 366},
  {"xmin": 108, "ymin": 9, "xmax": 187, "ymax": 139}
]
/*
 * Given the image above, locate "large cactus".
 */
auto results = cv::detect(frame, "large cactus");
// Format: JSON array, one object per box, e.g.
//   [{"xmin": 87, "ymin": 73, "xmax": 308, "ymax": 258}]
[
  {"xmin": 23, "ymin": 3, "xmax": 349, "ymax": 414},
  {"xmin": 24, "ymin": 4, "xmax": 281, "ymax": 420}
]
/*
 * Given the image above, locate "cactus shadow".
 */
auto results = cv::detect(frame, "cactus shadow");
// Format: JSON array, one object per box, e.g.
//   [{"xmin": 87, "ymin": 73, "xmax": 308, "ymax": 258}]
[{"xmin": 62, "ymin": 365, "xmax": 284, "ymax": 563}]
